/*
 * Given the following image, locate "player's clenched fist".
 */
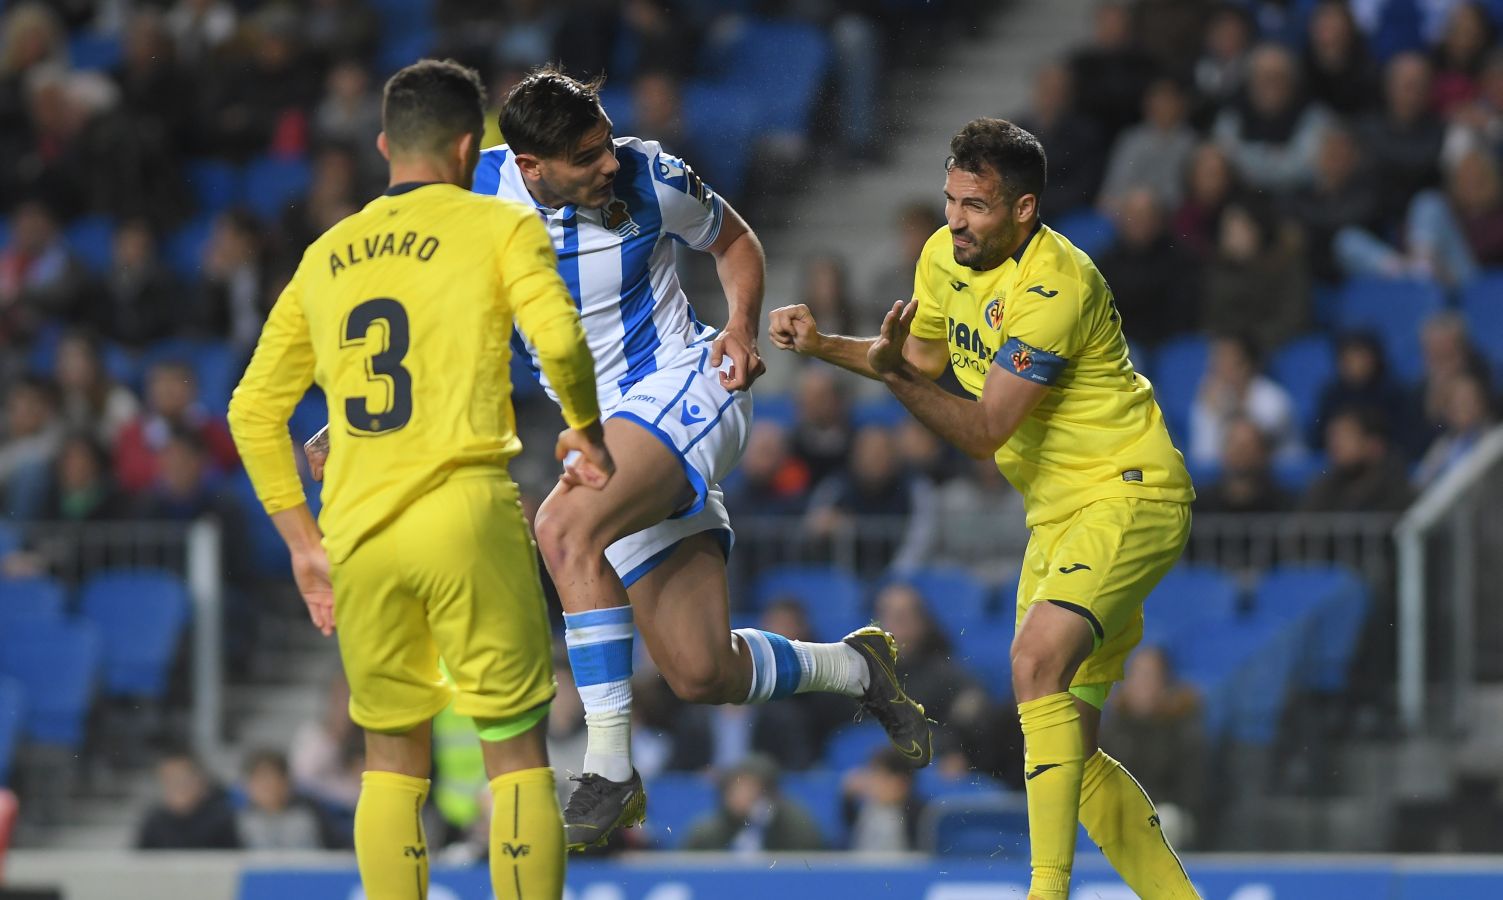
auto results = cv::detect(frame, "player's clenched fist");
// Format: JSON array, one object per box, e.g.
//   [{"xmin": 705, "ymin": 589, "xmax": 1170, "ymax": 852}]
[
  {"xmin": 556, "ymin": 420, "xmax": 616, "ymax": 491},
  {"xmin": 768, "ymin": 304, "xmax": 822, "ymax": 355}
]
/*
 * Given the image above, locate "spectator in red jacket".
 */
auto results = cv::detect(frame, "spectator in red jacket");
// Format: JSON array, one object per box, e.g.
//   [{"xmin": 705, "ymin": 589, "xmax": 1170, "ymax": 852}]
[{"xmin": 114, "ymin": 360, "xmax": 237, "ymax": 493}]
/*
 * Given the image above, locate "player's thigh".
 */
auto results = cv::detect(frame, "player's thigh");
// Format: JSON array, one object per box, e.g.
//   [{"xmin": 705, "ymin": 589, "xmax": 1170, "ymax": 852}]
[
  {"xmin": 628, "ymin": 530, "xmax": 735, "ymax": 679},
  {"xmin": 409, "ymin": 474, "xmax": 557, "ymax": 722},
  {"xmin": 332, "ymin": 529, "xmax": 449, "ymax": 733}
]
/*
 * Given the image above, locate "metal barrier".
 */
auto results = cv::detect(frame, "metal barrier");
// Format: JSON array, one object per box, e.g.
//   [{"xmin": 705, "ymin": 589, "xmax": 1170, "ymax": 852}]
[
  {"xmin": 1395, "ymin": 426, "xmax": 1503, "ymax": 733},
  {"xmin": 1, "ymin": 518, "xmax": 224, "ymax": 762}
]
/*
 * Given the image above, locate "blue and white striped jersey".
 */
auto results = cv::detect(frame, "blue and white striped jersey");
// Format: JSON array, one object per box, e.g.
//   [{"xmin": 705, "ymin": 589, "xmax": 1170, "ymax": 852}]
[{"xmin": 473, "ymin": 136, "xmax": 726, "ymax": 410}]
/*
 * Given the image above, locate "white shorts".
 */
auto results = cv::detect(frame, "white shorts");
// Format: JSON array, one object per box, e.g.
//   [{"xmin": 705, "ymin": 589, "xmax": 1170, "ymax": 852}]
[{"xmin": 603, "ymin": 348, "xmax": 751, "ymax": 586}]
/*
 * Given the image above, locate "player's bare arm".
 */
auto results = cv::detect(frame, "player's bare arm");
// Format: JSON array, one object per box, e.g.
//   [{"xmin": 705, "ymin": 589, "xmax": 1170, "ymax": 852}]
[
  {"xmin": 767, "ymin": 302, "xmax": 948, "ymax": 380},
  {"xmin": 869, "ymin": 298, "xmax": 1048, "ymax": 458},
  {"xmin": 705, "ymin": 203, "xmax": 767, "ymax": 391}
]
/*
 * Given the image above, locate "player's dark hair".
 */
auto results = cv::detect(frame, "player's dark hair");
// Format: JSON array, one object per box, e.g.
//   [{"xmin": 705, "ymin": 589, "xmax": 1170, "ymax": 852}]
[
  {"xmin": 382, "ymin": 58, "xmax": 485, "ymax": 157},
  {"xmin": 947, "ymin": 118, "xmax": 1047, "ymax": 203},
  {"xmin": 501, "ymin": 64, "xmax": 608, "ymax": 159}
]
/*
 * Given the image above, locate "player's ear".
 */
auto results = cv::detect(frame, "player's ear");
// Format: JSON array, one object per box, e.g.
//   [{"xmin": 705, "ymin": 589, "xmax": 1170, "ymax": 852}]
[
  {"xmin": 513, "ymin": 152, "xmax": 542, "ymax": 182},
  {"xmin": 1015, "ymin": 192, "xmax": 1038, "ymax": 223},
  {"xmin": 376, "ymin": 131, "xmax": 390, "ymax": 163}
]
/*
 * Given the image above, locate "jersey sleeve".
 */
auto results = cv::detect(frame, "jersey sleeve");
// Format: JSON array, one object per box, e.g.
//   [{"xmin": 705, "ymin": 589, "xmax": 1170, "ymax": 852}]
[
  {"xmin": 998, "ymin": 270, "xmax": 1086, "ymax": 387},
  {"xmin": 226, "ymin": 266, "xmax": 316, "ymax": 514},
  {"xmin": 645, "ymin": 141, "xmax": 725, "ymax": 251},
  {"xmin": 908, "ymin": 231, "xmax": 949, "ymax": 342},
  {"xmin": 498, "ymin": 208, "xmax": 600, "ymax": 430}
]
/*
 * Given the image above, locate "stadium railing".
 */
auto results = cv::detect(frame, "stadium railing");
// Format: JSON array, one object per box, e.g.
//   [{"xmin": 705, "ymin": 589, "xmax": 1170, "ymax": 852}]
[{"xmin": 1395, "ymin": 425, "xmax": 1503, "ymax": 733}]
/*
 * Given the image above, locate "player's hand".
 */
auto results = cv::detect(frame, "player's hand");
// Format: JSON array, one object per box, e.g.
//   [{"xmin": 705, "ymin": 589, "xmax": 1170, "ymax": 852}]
[
  {"xmin": 711, "ymin": 324, "xmax": 765, "ymax": 391},
  {"xmin": 868, "ymin": 299, "xmax": 916, "ymax": 375},
  {"xmin": 291, "ymin": 545, "xmax": 335, "ymax": 637},
  {"xmin": 767, "ymin": 304, "xmax": 822, "ymax": 355},
  {"xmin": 304, "ymin": 425, "xmax": 330, "ymax": 482},
  {"xmin": 556, "ymin": 420, "xmax": 615, "ymax": 491}
]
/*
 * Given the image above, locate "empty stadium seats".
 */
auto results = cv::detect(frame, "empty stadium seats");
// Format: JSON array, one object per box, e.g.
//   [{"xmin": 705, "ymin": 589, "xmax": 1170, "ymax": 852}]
[
  {"xmin": 824, "ymin": 724, "xmax": 891, "ymax": 772},
  {"xmin": 1335, "ymin": 277, "xmax": 1445, "ymax": 384},
  {"xmin": 750, "ymin": 565, "xmax": 867, "ymax": 640},
  {"xmin": 1270, "ymin": 334, "xmax": 1336, "ymax": 440},
  {"xmin": 777, "ymin": 770, "xmax": 845, "ymax": 846},
  {"xmin": 63, "ymin": 215, "xmax": 115, "ymax": 273},
  {"xmin": 241, "ymin": 157, "xmax": 314, "ymax": 222},
  {"xmin": 0, "ymin": 618, "xmax": 101, "ymax": 749},
  {"xmin": 0, "ymin": 577, "xmax": 67, "ymax": 628},
  {"xmin": 643, "ymin": 772, "xmax": 716, "ymax": 849},
  {"xmin": 79, "ymin": 571, "xmax": 191, "ymax": 700},
  {"xmin": 878, "ymin": 566, "xmax": 991, "ymax": 638},
  {"xmin": 1149, "ymin": 334, "xmax": 1209, "ymax": 440},
  {"xmin": 0, "ymin": 678, "xmax": 22, "ymax": 787},
  {"xmin": 1460, "ymin": 271, "xmax": 1503, "ymax": 384}
]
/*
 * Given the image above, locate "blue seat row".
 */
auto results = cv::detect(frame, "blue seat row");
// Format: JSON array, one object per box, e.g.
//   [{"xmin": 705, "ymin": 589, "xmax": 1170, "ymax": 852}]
[{"xmin": 26, "ymin": 327, "xmax": 243, "ymax": 416}]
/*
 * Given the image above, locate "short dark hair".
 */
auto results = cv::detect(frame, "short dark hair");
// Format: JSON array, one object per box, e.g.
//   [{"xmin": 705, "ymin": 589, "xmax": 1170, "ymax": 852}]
[
  {"xmin": 947, "ymin": 118, "xmax": 1047, "ymax": 202},
  {"xmin": 244, "ymin": 748, "xmax": 290, "ymax": 778},
  {"xmin": 382, "ymin": 58, "xmax": 485, "ymax": 156},
  {"xmin": 501, "ymin": 64, "xmax": 608, "ymax": 159}
]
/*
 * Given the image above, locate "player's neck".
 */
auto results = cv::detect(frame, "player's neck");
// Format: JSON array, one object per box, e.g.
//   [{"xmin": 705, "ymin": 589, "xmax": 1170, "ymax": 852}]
[{"xmin": 387, "ymin": 158, "xmax": 461, "ymax": 190}]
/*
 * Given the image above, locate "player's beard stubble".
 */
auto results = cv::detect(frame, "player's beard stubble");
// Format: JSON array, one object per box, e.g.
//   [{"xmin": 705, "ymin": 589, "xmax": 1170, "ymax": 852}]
[{"xmin": 951, "ymin": 217, "xmax": 1020, "ymax": 271}]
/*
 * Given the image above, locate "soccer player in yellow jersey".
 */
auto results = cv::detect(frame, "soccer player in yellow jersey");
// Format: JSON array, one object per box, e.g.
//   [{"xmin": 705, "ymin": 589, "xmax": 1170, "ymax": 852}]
[
  {"xmin": 770, "ymin": 118, "xmax": 1201, "ymax": 899},
  {"xmin": 227, "ymin": 60, "xmax": 611, "ymax": 900}
]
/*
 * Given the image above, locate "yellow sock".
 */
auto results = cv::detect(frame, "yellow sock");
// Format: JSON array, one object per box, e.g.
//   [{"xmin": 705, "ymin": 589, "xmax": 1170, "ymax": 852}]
[
  {"xmin": 355, "ymin": 770, "xmax": 430, "ymax": 900},
  {"xmin": 1019, "ymin": 692, "xmax": 1084, "ymax": 900},
  {"xmin": 1079, "ymin": 750, "xmax": 1201, "ymax": 899},
  {"xmin": 489, "ymin": 767, "xmax": 565, "ymax": 900}
]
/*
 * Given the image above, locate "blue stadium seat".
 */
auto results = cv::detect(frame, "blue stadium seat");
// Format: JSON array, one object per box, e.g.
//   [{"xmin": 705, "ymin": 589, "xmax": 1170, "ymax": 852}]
[
  {"xmin": 376, "ymin": 29, "xmax": 435, "ymax": 78},
  {"xmin": 0, "ymin": 618, "xmax": 101, "ymax": 748},
  {"xmin": 64, "ymin": 215, "xmax": 115, "ymax": 273},
  {"xmin": 1253, "ymin": 566, "xmax": 1368, "ymax": 694},
  {"xmin": 596, "ymin": 85, "xmax": 635, "ymax": 135},
  {"xmin": 877, "ymin": 566, "xmax": 991, "ymax": 640},
  {"xmin": 0, "ymin": 577, "xmax": 67, "ymax": 628},
  {"xmin": 367, "ymin": 0, "xmax": 433, "ymax": 31},
  {"xmin": 1149, "ymin": 335, "xmax": 1209, "ymax": 440},
  {"xmin": 0, "ymin": 676, "xmax": 22, "ymax": 786},
  {"xmin": 1127, "ymin": 342, "xmax": 1153, "ymax": 382},
  {"xmin": 1269, "ymin": 334, "xmax": 1336, "ymax": 441},
  {"xmin": 1051, "ymin": 209, "xmax": 1117, "ymax": 259},
  {"xmin": 926, "ymin": 793, "xmax": 1030, "ymax": 858},
  {"xmin": 0, "ymin": 522, "xmax": 20, "ymax": 558},
  {"xmin": 1273, "ymin": 454, "xmax": 1327, "ymax": 493},
  {"xmin": 778, "ymin": 770, "xmax": 844, "ymax": 847},
  {"xmin": 751, "ymin": 392, "xmax": 795, "ymax": 428},
  {"xmin": 1335, "ymin": 277, "xmax": 1445, "ymax": 384},
  {"xmin": 192, "ymin": 342, "xmax": 241, "ymax": 416},
  {"xmin": 750, "ymin": 565, "xmax": 867, "ymax": 640},
  {"xmin": 1167, "ymin": 621, "xmax": 1262, "ymax": 742},
  {"xmin": 682, "ymin": 81, "xmax": 759, "ymax": 200},
  {"xmin": 643, "ymin": 772, "xmax": 716, "ymax": 849},
  {"xmin": 851, "ymin": 396, "xmax": 908, "ymax": 429},
  {"xmin": 824, "ymin": 724, "xmax": 890, "ymax": 772},
  {"xmin": 184, "ymin": 159, "xmax": 241, "ymax": 217},
  {"xmin": 1460, "ymin": 271, "xmax": 1503, "ymax": 384},
  {"xmin": 165, "ymin": 215, "xmax": 215, "ymax": 279},
  {"xmin": 1141, "ymin": 565, "xmax": 1241, "ymax": 647},
  {"xmin": 0, "ymin": 218, "xmax": 11, "ymax": 252},
  {"xmin": 242, "ymin": 157, "xmax": 314, "ymax": 221},
  {"xmin": 916, "ymin": 768, "xmax": 1008, "ymax": 803},
  {"xmin": 951, "ymin": 621, "xmax": 1014, "ymax": 698},
  {"xmin": 80, "ymin": 571, "xmax": 190, "ymax": 700},
  {"xmin": 68, "ymin": 33, "xmax": 122, "ymax": 71},
  {"xmin": 705, "ymin": 21, "xmax": 830, "ymax": 135}
]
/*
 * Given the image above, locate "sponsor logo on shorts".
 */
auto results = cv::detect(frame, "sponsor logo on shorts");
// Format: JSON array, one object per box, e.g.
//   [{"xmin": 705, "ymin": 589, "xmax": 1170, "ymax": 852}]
[{"xmin": 679, "ymin": 402, "xmax": 707, "ymax": 426}]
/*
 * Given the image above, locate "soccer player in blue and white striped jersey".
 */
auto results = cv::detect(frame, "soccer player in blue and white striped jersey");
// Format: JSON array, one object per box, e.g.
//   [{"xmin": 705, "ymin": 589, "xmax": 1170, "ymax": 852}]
[{"xmin": 483, "ymin": 67, "xmax": 934, "ymax": 848}]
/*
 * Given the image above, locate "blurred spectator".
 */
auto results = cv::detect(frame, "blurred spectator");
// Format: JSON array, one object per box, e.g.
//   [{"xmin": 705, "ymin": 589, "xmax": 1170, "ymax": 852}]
[
  {"xmin": 1068, "ymin": 1, "xmax": 1156, "ymax": 144},
  {"xmin": 1098, "ymin": 78, "xmax": 1198, "ymax": 214},
  {"xmin": 1172, "ymin": 143, "xmax": 1240, "ymax": 260},
  {"xmin": 115, "ymin": 9, "xmax": 198, "ymax": 156},
  {"xmin": 0, "ymin": 201, "xmax": 88, "ymax": 344},
  {"xmin": 0, "ymin": 377, "xmax": 62, "ymax": 518},
  {"xmin": 289, "ymin": 672, "xmax": 362, "ymax": 811},
  {"xmin": 114, "ymin": 360, "xmax": 238, "ymax": 495},
  {"xmin": 1014, "ymin": 61, "xmax": 1106, "ymax": 217},
  {"xmin": 96, "ymin": 218, "xmax": 178, "ymax": 349},
  {"xmin": 841, "ymin": 746, "xmax": 923, "ymax": 853},
  {"xmin": 614, "ymin": 0, "xmax": 698, "ymax": 79},
  {"xmin": 1286, "ymin": 124, "xmax": 1381, "ymax": 283},
  {"xmin": 1444, "ymin": 47, "xmax": 1503, "ymax": 163},
  {"xmin": 1359, "ymin": 52, "xmax": 1445, "ymax": 231},
  {"xmin": 193, "ymin": 209, "xmax": 269, "ymax": 351},
  {"xmin": 53, "ymin": 331, "xmax": 138, "ymax": 443},
  {"xmin": 0, "ymin": 4, "xmax": 68, "ymax": 205},
  {"xmin": 1098, "ymin": 646, "xmax": 1205, "ymax": 846},
  {"xmin": 867, "ymin": 201, "xmax": 942, "ymax": 334},
  {"xmin": 41, "ymin": 434, "xmax": 129, "ymax": 522},
  {"xmin": 805, "ymin": 425, "xmax": 936, "ymax": 572},
  {"xmin": 682, "ymin": 755, "xmax": 824, "ymax": 852},
  {"xmin": 1212, "ymin": 43, "xmax": 1330, "ymax": 193},
  {"xmin": 1193, "ymin": 3, "xmax": 1254, "ymax": 117},
  {"xmin": 797, "ymin": 253, "xmax": 856, "ymax": 337},
  {"xmin": 1337, "ymin": 148, "xmax": 1503, "ymax": 285},
  {"xmin": 1202, "ymin": 196, "xmax": 1308, "ymax": 351},
  {"xmin": 166, "ymin": 0, "xmax": 236, "ymax": 67},
  {"xmin": 494, "ymin": 0, "xmax": 561, "ymax": 71},
  {"xmin": 1096, "ymin": 187, "xmax": 1197, "ymax": 349},
  {"xmin": 1411, "ymin": 311, "xmax": 1492, "ymax": 454},
  {"xmin": 1303, "ymin": 0, "xmax": 1378, "ymax": 117},
  {"xmin": 1431, "ymin": 2, "xmax": 1494, "ymax": 116},
  {"xmin": 202, "ymin": 7, "xmax": 318, "ymax": 160},
  {"xmin": 789, "ymin": 366, "xmax": 853, "ymax": 486},
  {"xmin": 1299, "ymin": 406, "xmax": 1413, "ymax": 512},
  {"xmin": 136, "ymin": 750, "xmax": 241, "ymax": 850},
  {"xmin": 894, "ymin": 417, "xmax": 958, "ymax": 488},
  {"xmin": 1189, "ymin": 334, "xmax": 1305, "ymax": 467},
  {"xmin": 1415, "ymin": 373, "xmax": 1496, "ymax": 488},
  {"xmin": 1194, "ymin": 416, "xmax": 1292, "ymax": 513},
  {"xmin": 313, "ymin": 61, "xmax": 384, "ymax": 182},
  {"xmin": 136, "ymin": 429, "xmax": 224, "ymax": 520},
  {"xmin": 933, "ymin": 456, "xmax": 1029, "ymax": 567},
  {"xmin": 631, "ymin": 70, "xmax": 698, "ymax": 164},
  {"xmin": 303, "ymin": 0, "xmax": 380, "ymax": 70},
  {"xmin": 724, "ymin": 421, "xmax": 811, "ymax": 518},
  {"xmin": 237, "ymin": 749, "xmax": 324, "ymax": 850},
  {"xmin": 282, "ymin": 143, "xmax": 363, "ymax": 251},
  {"xmin": 1315, "ymin": 333, "xmax": 1409, "ymax": 448}
]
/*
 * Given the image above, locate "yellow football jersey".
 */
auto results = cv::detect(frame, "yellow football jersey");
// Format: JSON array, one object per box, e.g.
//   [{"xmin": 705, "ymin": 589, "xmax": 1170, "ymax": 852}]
[
  {"xmin": 909, "ymin": 223, "xmax": 1194, "ymax": 526},
  {"xmin": 229, "ymin": 182, "xmax": 599, "ymax": 563}
]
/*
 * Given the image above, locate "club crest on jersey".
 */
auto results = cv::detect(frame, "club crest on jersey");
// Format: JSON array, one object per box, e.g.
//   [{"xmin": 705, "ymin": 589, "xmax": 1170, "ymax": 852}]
[
  {"xmin": 602, "ymin": 198, "xmax": 641, "ymax": 237},
  {"xmin": 1010, "ymin": 347, "xmax": 1033, "ymax": 373},
  {"xmin": 984, "ymin": 297, "xmax": 1004, "ymax": 330},
  {"xmin": 654, "ymin": 152, "xmax": 715, "ymax": 211}
]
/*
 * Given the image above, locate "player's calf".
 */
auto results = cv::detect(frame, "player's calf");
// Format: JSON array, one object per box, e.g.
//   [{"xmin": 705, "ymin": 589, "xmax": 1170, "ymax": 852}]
[{"xmin": 658, "ymin": 644, "xmax": 748, "ymax": 705}]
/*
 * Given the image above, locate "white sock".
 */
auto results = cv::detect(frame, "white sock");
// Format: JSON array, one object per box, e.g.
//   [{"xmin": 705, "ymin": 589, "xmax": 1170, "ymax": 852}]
[
  {"xmin": 790, "ymin": 641, "xmax": 870, "ymax": 697},
  {"xmin": 582, "ymin": 711, "xmax": 633, "ymax": 783},
  {"xmin": 564, "ymin": 607, "xmax": 635, "ymax": 783}
]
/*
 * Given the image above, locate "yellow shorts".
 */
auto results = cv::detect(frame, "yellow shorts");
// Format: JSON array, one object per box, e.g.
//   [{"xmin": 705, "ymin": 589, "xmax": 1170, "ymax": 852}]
[
  {"xmin": 1015, "ymin": 497, "xmax": 1191, "ymax": 687},
  {"xmin": 331, "ymin": 470, "xmax": 556, "ymax": 732}
]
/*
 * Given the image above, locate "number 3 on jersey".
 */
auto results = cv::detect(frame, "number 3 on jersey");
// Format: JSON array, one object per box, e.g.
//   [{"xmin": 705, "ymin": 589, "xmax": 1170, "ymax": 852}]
[{"xmin": 342, "ymin": 298, "xmax": 412, "ymax": 435}]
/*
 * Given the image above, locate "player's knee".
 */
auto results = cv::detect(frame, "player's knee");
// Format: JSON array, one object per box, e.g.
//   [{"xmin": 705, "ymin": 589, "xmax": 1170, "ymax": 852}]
[
  {"xmin": 1010, "ymin": 645, "xmax": 1073, "ymax": 698},
  {"xmin": 533, "ymin": 503, "xmax": 605, "ymax": 572},
  {"xmin": 662, "ymin": 657, "xmax": 740, "ymax": 705}
]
